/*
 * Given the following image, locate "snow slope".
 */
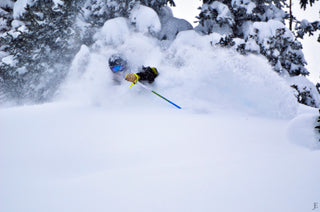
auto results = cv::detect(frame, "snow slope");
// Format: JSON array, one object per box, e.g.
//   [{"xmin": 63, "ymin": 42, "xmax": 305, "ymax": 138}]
[
  {"xmin": 1, "ymin": 9, "xmax": 320, "ymax": 212},
  {"xmin": 1, "ymin": 103, "xmax": 320, "ymax": 212}
]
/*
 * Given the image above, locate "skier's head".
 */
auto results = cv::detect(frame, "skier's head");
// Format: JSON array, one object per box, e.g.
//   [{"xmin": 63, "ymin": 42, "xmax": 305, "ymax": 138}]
[{"xmin": 108, "ymin": 54, "xmax": 127, "ymax": 73}]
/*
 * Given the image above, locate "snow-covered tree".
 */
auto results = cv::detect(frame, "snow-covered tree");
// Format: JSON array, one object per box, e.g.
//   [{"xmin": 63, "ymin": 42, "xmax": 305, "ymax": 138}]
[
  {"xmin": 81, "ymin": 0, "xmax": 175, "ymax": 27},
  {"xmin": 196, "ymin": 0, "xmax": 307, "ymax": 76},
  {"xmin": 79, "ymin": 0, "xmax": 176, "ymax": 45},
  {"xmin": 0, "ymin": 0, "xmax": 14, "ymax": 101},
  {"xmin": 246, "ymin": 20, "xmax": 308, "ymax": 76},
  {"xmin": 81, "ymin": 0, "xmax": 138, "ymax": 28},
  {"xmin": 289, "ymin": 75, "xmax": 320, "ymax": 108},
  {"xmin": 300, "ymin": 0, "xmax": 318, "ymax": 9},
  {"xmin": 0, "ymin": 0, "xmax": 81, "ymax": 102},
  {"xmin": 196, "ymin": 0, "xmax": 320, "ymax": 108},
  {"xmin": 79, "ymin": 0, "xmax": 139, "ymax": 45},
  {"xmin": 0, "ymin": 0, "xmax": 14, "ymax": 34},
  {"xmin": 140, "ymin": 0, "xmax": 175, "ymax": 12},
  {"xmin": 295, "ymin": 19, "xmax": 320, "ymax": 42},
  {"xmin": 244, "ymin": 18, "xmax": 319, "ymax": 108},
  {"xmin": 288, "ymin": 0, "xmax": 320, "ymax": 42},
  {"xmin": 196, "ymin": 0, "xmax": 287, "ymax": 37},
  {"xmin": 315, "ymin": 109, "xmax": 320, "ymax": 142},
  {"xmin": 196, "ymin": 1, "xmax": 234, "ymax": 35}
]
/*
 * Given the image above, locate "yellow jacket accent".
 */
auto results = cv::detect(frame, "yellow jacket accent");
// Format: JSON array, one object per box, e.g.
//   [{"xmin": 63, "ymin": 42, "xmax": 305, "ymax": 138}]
[
  {"xmin": 150, "ymin": 67, "xmax": 158, "ymax": 75},
  {"xmin": 130, "ymin": 73, "xmax": 140, "ymax": 88}
]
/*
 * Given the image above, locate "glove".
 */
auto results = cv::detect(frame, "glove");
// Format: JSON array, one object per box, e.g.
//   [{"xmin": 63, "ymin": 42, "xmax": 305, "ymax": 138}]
[{"xmin": 125, "ymin": 73, "xmax": 139, "ymax": 83}]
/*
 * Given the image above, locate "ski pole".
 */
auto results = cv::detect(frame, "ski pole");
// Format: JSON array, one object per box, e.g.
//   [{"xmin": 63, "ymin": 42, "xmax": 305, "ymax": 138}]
[{"xmin": 136, "ymin": 82, "xmax": 182, "ymax": 109}]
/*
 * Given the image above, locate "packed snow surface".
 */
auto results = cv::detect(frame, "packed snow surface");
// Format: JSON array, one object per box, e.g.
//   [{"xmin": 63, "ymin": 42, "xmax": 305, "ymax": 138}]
[{"xmin": 1, "ymin": 12, "xmax": 320, "ymax": 212}]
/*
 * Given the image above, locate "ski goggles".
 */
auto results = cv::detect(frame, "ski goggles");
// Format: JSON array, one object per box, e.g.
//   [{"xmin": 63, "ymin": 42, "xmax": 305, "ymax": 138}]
[{"xmin": 111, "ymin": 65, "xmax": 125, "ymax": 73}]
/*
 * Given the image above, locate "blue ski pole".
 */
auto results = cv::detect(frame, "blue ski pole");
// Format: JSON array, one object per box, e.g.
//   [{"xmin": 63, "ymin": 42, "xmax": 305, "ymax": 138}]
[{"xmin": 136, "ymin": 82, "xmax": 182, "ymax": 109}]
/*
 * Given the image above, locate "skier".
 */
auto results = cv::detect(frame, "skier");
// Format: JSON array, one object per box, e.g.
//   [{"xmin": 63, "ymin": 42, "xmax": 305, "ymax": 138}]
[
  {"xmin": 108, "ymin": 54, "xmax": 181, "ymax": 109},
  {"xmin": 108, "ymin": 54, "xmax": 158, "ymax": 85}
]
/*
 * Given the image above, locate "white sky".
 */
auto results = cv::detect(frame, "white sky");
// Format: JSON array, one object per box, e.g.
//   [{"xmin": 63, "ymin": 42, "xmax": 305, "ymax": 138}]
[
  {"xmin": 171, "ymin": 0, "xmax": 320, "ymax": 84},
  {"xmin": 292, "ymin": 1, "xmax": 320, "ymax": 84},
  {"xmin": 170, "ymin": 0, "xmax": 202, "ymax": 26}
]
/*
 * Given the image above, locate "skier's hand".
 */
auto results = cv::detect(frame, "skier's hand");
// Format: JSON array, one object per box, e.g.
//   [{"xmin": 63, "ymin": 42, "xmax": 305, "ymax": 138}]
[{"xmin": 125, "ymin": 73, "xmax": 138, "ymax": 83}]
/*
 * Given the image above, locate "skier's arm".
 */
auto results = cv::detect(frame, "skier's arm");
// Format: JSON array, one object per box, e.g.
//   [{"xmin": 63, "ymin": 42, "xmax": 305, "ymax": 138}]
[
  {"xmin": 136, "ymin": 67, "xmax": 158, "ymax": 83},
  {"xmin": 125, "ymin": 67, "xmax": 158, "ymax": 84}
]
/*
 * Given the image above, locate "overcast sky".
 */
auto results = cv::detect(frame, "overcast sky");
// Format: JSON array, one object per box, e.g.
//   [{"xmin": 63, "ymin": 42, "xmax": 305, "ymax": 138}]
[
  {"xmin": 170, "ymin": 0, "xmax": 202, "ymax": 26},
  {"xmin": 292, "ymin": 1, "xmax": 320, "ymax": 83},
  {"xmin": 170, "ymin": 0, "xmax": 320, "ymax": 83}
]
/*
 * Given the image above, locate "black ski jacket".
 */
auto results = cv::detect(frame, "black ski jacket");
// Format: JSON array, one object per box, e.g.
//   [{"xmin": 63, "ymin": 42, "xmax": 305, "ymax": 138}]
[{"xmin": 136, "ymin": 66, "xmax": 158, "ymax": 83}]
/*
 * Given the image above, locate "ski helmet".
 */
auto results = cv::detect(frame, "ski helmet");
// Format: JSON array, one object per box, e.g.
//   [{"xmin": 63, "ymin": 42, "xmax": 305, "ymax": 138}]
[{"xmin": 108, "ymin": 54, "xmax": 127, "ymax": 73}]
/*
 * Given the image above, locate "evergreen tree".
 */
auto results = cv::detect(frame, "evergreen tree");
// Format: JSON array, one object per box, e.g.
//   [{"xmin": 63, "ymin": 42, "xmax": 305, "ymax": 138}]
[
  {"xmin": 246, "ymin": 21, "xmax": 308, "ymax": 76},
  {"xmin": 295, "ymin": 18, "xmax": 320, "ymax": 42},
  {"xmin": 0, "ymin": 0, "xmax": 81, "ymax": 102},
  {"xmin": 81, "ymin": 0, "xmax": 137, "ymax": 27},
  {"xmin": 196, "ymin": 0, "xmax": 308, "ymax": 76},
  {"xmin": 81, "ymin": 0, "xmax": 176, "ymax": 26},
  {"xmin": 79, "ymin": 0, "xmax": 175, "ymax": 45},
  {"xmin": 196, "ymin": 0, "xmax": 320, "ymax": 108},
  {"xmin": 79, "ymin": 0, "xmax": 139, "ymax": 45},
  {"xmin": 300, "ymin": 0, "xmax": 318, "ymax": 9},
  {"xmin": 140, "ymin": 0, "xmax": 175, "ymax": 12},
  {"xmin": 0, "ymin": 1, "xmax": 14, "ymax": 34},
  {"xmin": 196, "ymin": 1, "xmax": 234, "ymax": 35},
  {"xmin": 197, "ymin": 0, "xmax": 287, "ymax": 37},
  {"xmin": 287, "ymin": 0, "xmax": 320, "ymax": 42},
  {"xmin": 315, "ymin": 109, "xmax": 320, "ymax": 142},
  {"xmin": 291, "ymin": 84, "xmax": 319, "ymax": 107}
]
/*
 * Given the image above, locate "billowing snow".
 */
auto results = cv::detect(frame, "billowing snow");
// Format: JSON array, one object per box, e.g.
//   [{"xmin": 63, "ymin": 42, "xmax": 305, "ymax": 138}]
[
  {"xmin": 67, "ymin": 45, "xmax": 91, "ymax": 80},
  {"xmin": 61, "ymin": 18, "xmax": 298, "ymax": 118}
]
